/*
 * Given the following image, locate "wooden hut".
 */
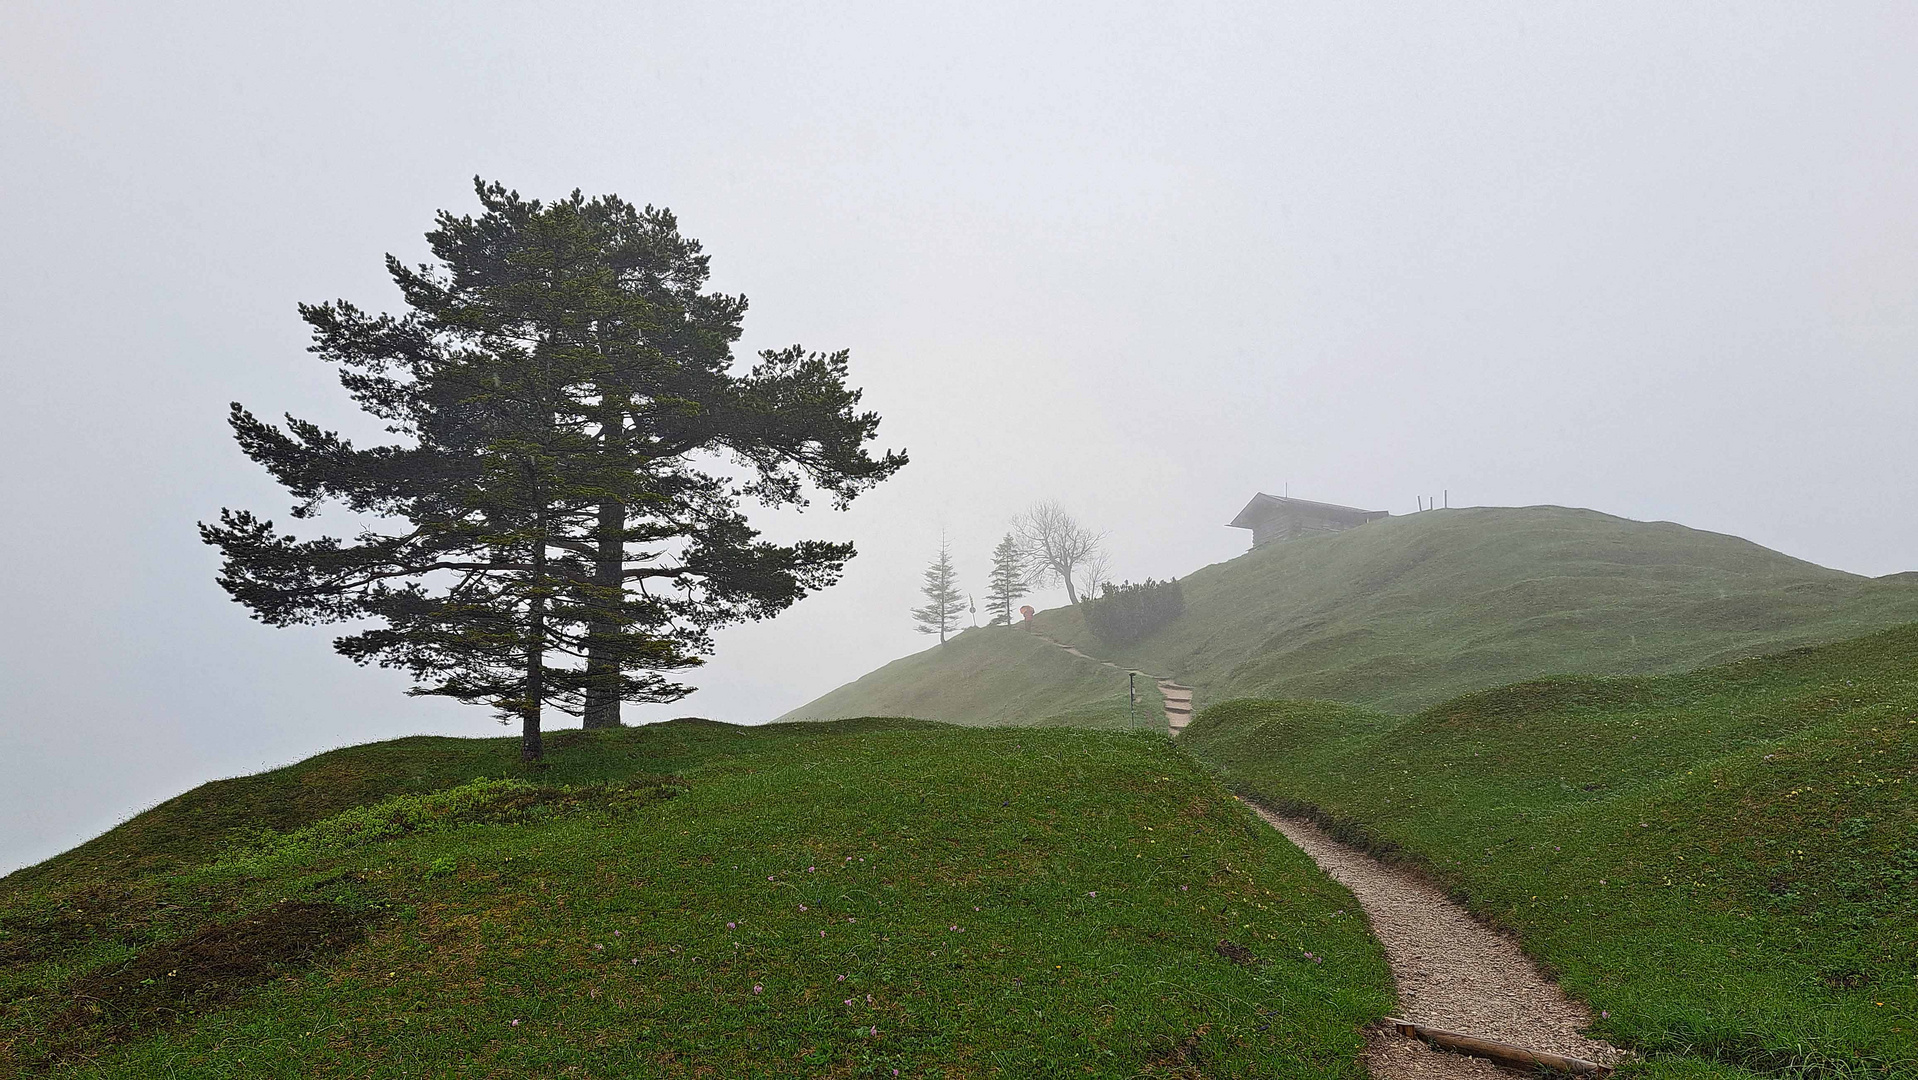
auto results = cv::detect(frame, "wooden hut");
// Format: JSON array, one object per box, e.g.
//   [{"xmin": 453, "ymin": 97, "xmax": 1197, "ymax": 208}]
[{"xmin": 1227, "ymin": 494, "xmax": 1389, "ymax": 548}]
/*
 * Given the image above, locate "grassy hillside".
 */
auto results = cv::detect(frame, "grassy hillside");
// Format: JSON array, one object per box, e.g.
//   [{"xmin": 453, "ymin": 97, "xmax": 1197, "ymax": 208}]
[
  {"xmin": 1, "ymin": 720, "xmax": 1391, "ymax": 1077},
  {"xmin": 1183, "ymin": 623, "xmax": 1918, "ymax": 1078},
  {"xmin": 780, "ymin": 623, "xmax": 1165, "ymax": 729},
  {"xmin": 787, "ymin": 506, "xmax": 1918, "ymax": 725}
]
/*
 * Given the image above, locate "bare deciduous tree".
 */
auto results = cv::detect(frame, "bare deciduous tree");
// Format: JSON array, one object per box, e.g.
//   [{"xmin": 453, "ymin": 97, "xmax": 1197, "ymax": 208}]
[{"xmin": 1012, "ymin": 500, "xmax": 1105, "ymax": 605}]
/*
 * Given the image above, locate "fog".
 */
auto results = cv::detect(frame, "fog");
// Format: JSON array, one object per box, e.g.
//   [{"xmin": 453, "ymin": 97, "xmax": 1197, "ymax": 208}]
[{"xmin": 4, "ymin": 2, "xmax": 1915, "ymax": 873}]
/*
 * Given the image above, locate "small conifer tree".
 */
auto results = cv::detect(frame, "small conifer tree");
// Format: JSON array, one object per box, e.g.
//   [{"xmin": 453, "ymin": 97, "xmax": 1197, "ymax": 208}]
[
  {"xmin": 985, "ymin": 534, "xmax": 1027, "ymax": 625},
  {"xmin": 912, "ymin": 537, "xmax": 965, "ymax": 643}
]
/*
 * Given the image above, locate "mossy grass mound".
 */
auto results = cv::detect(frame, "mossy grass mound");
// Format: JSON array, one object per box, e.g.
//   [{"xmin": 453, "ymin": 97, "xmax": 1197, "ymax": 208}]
[
  {"xmin": 2, "ymin": 719, "xmax": 1390, "ymax": 1077},
  {"xmin": 1183, "ymin": 623, "xmax": 1918, "ymax": 1079}
]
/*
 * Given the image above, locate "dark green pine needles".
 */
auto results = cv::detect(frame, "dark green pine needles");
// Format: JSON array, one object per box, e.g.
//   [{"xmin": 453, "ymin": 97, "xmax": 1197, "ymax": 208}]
[{"xmin": 202, "ymin": 179, "xmax": 905, "ymax": 759}]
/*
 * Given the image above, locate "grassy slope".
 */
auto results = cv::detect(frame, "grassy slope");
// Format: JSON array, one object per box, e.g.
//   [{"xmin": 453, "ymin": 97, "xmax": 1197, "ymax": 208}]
[
  {"xmin": 2, "ymin": 720, "xmax": 1389, "ymax": 1078},
  {"xmin": 1182, "ymin": 624, "xmax": 1918, "ymax": 1078},
  {"xmin": 780, "ymin": 624, "xmax": 1165, "ymax": 730},
  {"xmin": 784, "ymin": 506, "xmax": 1918, "ymax": 725}
]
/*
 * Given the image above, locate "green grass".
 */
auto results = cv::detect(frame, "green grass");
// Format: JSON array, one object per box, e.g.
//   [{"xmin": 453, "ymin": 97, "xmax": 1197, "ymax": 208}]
[
  {"xmin": 1, "ymin": 719, "xmax": 1391, "ymax": 1077},
  {"xmin": 784, "ymin": 506, "xmax": 1918, "ymax": 725},
  {"xmin": 1181, "ymin": 623, "xmax": 1918, "ymax": 1079},
  {"xmin": 781, "ymin": 624, "xmax": 1166, "ymax": 731}
]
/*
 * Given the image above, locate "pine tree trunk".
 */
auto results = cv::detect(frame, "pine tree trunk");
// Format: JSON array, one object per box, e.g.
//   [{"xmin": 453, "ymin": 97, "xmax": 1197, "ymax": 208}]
[
  {"xmin": 522, "ymin": 504, "xmax": 548, "ymax": 763},
  {"xmin": 521, "ymin": 642, "xmax": 544, "ymax": 762},
  {"xmin": 583, "ymin": 395, "xmax": 624, "ymax": 729},
  {"xmin": 582, "ymin": 496, "xmax": 623, "ymax": 729}
]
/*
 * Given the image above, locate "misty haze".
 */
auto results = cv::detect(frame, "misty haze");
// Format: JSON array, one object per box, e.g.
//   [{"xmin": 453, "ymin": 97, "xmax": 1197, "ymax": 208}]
[{"xmin": 3, "ymin": 4, "xmax": 1914, "ymax": 1077}]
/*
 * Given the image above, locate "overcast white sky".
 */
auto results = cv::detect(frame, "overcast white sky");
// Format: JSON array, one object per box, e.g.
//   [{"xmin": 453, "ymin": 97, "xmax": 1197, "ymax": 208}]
[{"xmin": 3, "ymin": 2, "xmax": 1915, "ymax": 874}]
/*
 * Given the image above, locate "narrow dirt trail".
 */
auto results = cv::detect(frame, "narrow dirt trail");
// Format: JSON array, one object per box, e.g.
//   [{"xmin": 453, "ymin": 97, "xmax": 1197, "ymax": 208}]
[
  {"xmin": 1251, "ymin": 809, "xmax": 1622, "ymax": 1078},
  {"xmin": 1024, "ymin": 625, "xmax": 1616, "ymax": 1074},
  {"xmin": 1028, "ymin": 631, "xmax": 1192, "ymax": 734}
]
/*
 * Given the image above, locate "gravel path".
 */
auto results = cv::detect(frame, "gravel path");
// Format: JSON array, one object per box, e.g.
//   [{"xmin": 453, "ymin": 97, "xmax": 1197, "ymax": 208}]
[
  {"xmin": 1022, "ymin": 628, "xmax": 1615, "ymax": 1073},
  {"xmin": 1251, "ymin": 809, "xmax": 1622, "ymax": 1078}
]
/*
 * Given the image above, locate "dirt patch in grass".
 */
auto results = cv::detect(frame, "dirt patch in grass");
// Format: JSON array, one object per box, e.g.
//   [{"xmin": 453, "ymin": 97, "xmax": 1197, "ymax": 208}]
[
  {"xmin": 471, "ymin": 777, "xmax": 684, "ymax": 822},
  {"xmin": 1213, "ymin": 940, "xmax": 1258, "ymax": 966},
  {"xmin": 48, "ymin": 899, "xmax": 377, "ymax": 1052},
  {"xmin": 1143, "ymin": 1023, "xmax": 1213, "ymax": 1079},
  {"xmin": 0, "ymin": 885, "xmax": 160, "ymax": 968}
]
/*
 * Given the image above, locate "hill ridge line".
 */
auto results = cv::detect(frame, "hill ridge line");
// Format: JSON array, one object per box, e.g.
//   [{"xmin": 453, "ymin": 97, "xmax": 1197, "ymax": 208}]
[{"xmin": 781, "ymin": 506, "xmax": 1918, "ymax": 727}]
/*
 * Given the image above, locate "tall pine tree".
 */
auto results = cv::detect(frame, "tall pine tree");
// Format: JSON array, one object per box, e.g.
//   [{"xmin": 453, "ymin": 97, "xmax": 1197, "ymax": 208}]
[
  {"xmin": 911, "ymin": 536, "xmax": 965, "ymax": 643},
  {"xmin": 985, "ymin": 534, "xmax": 1027, "ymax": 625},
  {"xmin": 203, "ymin": 180, "xmax": 905, "ymax": 760}
]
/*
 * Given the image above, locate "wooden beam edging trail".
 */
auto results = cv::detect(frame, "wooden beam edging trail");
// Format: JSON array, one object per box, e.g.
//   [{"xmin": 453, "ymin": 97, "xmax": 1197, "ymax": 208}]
[
  {"xmin": 1247, "ymin": 805, "xmax": 1625, "ymax": 1079},
  {"xmin": 1386, "ymin": 1019, "xmax": 1611, "ymax": 1076}
]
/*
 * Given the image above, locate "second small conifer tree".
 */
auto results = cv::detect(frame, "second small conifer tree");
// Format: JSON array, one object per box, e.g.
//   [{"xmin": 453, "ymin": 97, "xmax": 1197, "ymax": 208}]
[{"xmin": 986, "ymin": 533, "xmax": 1027, "ymax": 625}]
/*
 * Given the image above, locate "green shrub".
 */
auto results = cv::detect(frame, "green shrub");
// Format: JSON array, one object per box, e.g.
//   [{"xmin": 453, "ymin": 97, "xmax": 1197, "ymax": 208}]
[{"xmin": 1084, "ymin": 578, "xmax": 1185, "ymax": 646}]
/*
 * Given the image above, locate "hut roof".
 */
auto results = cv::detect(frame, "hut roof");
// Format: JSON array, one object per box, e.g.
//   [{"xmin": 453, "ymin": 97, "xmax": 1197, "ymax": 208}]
[{"xmin": 1227, "ymin": 493, "xmax": 1389, "ymax": 530}]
